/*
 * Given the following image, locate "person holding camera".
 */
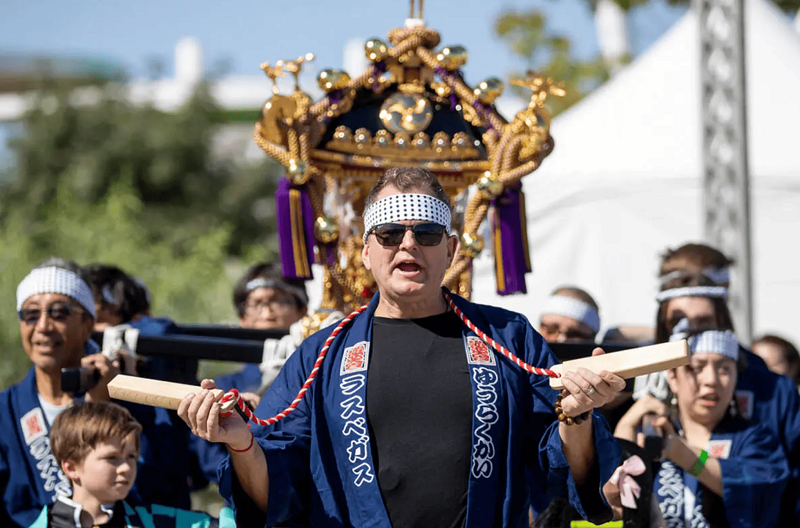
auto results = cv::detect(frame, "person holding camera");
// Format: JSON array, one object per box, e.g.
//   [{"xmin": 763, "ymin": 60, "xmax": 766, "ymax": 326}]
[
  {"xmin": 0, "ymin": 262, "xmax": 184, "ymax": 527},
  {"xmin": 614, "ymin": 320, "xmax": 789, "ymax": 527}
]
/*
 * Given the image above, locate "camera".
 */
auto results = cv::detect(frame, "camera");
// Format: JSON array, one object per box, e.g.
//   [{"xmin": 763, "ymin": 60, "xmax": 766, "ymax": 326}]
[
  {"xmin": 60, "ymin": 350, "xmax": 127, "ymax": 395},
  {"xmin": 642, "ymin": 413, "xmax": 665, "ymax": 460},
  {"xmin": 60, "ymin": 366, "xmax": 102, "ymax": 395}
]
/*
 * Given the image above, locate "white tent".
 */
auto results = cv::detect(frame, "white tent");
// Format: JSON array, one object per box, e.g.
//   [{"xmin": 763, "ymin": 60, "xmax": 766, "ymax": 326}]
[{"xmin": 471, "ymin": 0, "xmax": 800, "ymax": 345}]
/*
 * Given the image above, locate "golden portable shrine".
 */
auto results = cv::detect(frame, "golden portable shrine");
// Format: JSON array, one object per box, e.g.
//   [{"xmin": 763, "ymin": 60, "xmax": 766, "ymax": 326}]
[{"xmin": 255, "ymin": 2, "xmax": 563, "ymax": 314}]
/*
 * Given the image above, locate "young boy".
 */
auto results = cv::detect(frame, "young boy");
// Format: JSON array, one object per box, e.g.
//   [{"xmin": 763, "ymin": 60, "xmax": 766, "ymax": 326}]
[{"xmin": 29, "ymin": 402, "xmax": 234, "ymax": 528}]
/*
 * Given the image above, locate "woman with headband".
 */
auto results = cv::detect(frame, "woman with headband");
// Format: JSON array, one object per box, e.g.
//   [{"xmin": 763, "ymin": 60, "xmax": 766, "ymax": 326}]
[
  {"xmin": 636, "ymin": 256, "xmax": 800, "ymax": 525},
  {"xmin": 614, "ymin": 321, "xmax": 789, "ymax": 526},
  {"xmin": 180, "ymin": 167, "xmax": 627, "ymax": 527}
]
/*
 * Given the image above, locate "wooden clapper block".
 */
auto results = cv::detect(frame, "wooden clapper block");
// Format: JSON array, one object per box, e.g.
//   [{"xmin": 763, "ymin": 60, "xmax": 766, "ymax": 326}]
[
  {"xmin": 549, "ymin": 340, "xmax": 689, "ymax": 390},
  {"xmin": 108, "ymin": 375, "xmax": 238, "ymax": 413},
  {"xmin": 108, "ymin": 340, "xmax": 690, "ymax": 411}
]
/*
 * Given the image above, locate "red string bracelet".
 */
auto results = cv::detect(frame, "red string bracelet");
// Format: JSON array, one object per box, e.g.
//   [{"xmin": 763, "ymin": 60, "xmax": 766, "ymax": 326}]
[{"xmin": 227, "ymin": 432, "xmax": 254, "ymax": 454}]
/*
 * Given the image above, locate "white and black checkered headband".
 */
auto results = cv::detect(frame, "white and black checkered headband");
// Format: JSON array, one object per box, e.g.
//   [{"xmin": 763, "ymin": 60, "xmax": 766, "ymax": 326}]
[
  {"xmin": 245, "ymin": 278, "xmax": 308, "ymax": 306},
  {"xmin": 670, "ymin": 319, "xmax": 739, "ymax": 361},
  {"xmin": 540, "ymin": 295, "xmax": 600, "ymax": 334},
  {"xmin": 16, "ymin": 267, "xmax": 96, "ymax": 319},
  {"xmin": 659, "ymin": 267, "xmax": 730, "ymax": 287},
  {"xmin": 362, "ymin": 193, "xmax": 452, "ymax": 243},
  {"xmin": 656, "ymin": 286, "xmax": 728, "ymax": 303}
]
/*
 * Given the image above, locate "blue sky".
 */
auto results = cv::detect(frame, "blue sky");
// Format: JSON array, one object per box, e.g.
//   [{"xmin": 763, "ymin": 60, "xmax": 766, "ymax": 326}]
[
  {"xmin": 1, "ymin": 0, "xmax": 685, "ymax": 82},
  {"xmin": 0, "ymin": 0, "xmax": 686, "ymax": 167}
]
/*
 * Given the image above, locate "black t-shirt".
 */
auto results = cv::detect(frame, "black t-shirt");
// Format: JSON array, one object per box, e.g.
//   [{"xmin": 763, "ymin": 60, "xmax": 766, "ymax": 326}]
[{"xmin": 367, "ymin": 311, "xmax": 472, "ymax": 528}]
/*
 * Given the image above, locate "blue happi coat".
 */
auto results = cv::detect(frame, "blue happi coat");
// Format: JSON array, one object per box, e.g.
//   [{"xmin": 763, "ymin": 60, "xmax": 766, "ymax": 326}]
[
  {"xmin": 219, "ymin": 291, "xmax": 622, "ymax": 527},
  {"xmin": 733, "ymin": 349, "xmax": 800, "ymax": 523},
  {"xmin": 654, "ymin": 417, "xmax": 788, "ymax": 528},
  {"xmin": 0, "ymin": 367, "xmax": 187, "ymax": 528}
]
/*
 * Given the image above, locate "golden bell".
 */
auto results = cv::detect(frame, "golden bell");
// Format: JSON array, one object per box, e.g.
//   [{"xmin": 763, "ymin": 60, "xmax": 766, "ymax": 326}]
[
  {"xmin": 364, "ymin": 38, "xmax": 389, "ymax": 63},
  {"xmin": 314, "ymin": 216, "xmax": 339, "ymax": 244},
  {"xmin": 477, "ymin": 172, "xmax": 504, "ymax": 198},
  {"xmin": 412, "ymin": 132, "xmax": 430, "ymax": 149},
  {"xmin": 474, "ymin": 77, "xmax": 504, "ymax": 105},
  {"xmin": 317, "ymin": 69, "xmax": 351, "ymax": 93},
  {"xmin": 461, "ymin": 232, "xmax": 484, "ymax": 257},
  {"xmin": 436, "ymin": 46, "xmax": 468, "ymax": 71},
  {"xmin": 354, "ymin": 128, "xmax": 372, "ymax": 145},
  {"xmin": 287, "ymin": 159, "xmax": 310, "ymax": 185},
  {"xmin": 374, "ymin": 129, "xmax": 392, "ymax": 147},
  {"xmin": 432, "ymin": 132, "xmax": 450, "ymax": 152},
  {"xmin": 333, "ymin": 126, "xmax": 352, "ymax": 142}
]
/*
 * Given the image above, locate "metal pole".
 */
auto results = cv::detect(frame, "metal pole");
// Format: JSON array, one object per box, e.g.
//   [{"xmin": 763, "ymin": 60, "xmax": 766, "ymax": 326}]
[{"xmin": 696, "ymin": 0, "xmax": 753, "ymax": 343}]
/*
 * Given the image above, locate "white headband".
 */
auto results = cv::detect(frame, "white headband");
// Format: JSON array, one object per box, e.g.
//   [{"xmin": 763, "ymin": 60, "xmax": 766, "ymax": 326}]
[
  {"xmin": 540, "ymin": 295, "xmax": 600, "ymax": 334},
  {"xmin": 363, "ymin": 193, "xmax": 452, "ymax": 243},
  {"xmin": 656, "ymin": 286, "xmax": 728, "ymax": 303},
  {"xmin": 659, "ymin": 267, "xmax": 730, "ymax": 286},
  {"xmin": 245, "ymin": 277, "xmax": 308, "ymax": 306},
  {"xmin": 16, "ymin": 267, "xmax": 96, "ymax": 319},
  {"xmin": 670, "ymin": 320, "xmax": 739, "ymax": 360}
]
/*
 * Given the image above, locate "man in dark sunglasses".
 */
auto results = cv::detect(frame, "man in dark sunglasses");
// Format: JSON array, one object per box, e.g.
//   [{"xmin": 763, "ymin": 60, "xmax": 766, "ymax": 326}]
[{"xmin": 185, "ymin": 167, "xmax": 625, "ymax": 527}]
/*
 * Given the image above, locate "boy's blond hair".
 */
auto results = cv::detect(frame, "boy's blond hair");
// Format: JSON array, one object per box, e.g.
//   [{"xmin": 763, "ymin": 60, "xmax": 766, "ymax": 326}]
[{"xmin": 50, "ymin": 401, "xmax": 142, "ymax": 471}]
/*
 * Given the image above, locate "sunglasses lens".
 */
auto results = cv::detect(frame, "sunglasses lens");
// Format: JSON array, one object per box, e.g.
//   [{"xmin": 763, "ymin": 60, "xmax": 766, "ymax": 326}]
[
  {"xmin": 19, "ymin": 310, "xmax": 40, "ymax": 325},
  {"xmin": 413, "ymin": 224, "xmax": 445, "ymax": 246},
  {"xmin": 371, "ymin": 223, "xmax": 445, "ymax": 247},
  {"xmin": 373, "ymin": 225, "xmax": 406, "ymax": 246},
  {"xmin": 18, "ymin": 303, "xmax": 75, "ymax": 324},
  {"xmin": 49, "ymin": 304, "xmax": 72, "ymax": 321}
]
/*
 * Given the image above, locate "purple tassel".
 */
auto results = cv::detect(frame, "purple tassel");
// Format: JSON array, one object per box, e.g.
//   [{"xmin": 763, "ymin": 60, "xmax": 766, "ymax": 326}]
[
  {"xmin": 491, "ymin": 182, "xmax": 531, "ymax": 295},
  {"xmin": 276, "ymin": 177, "xmax": 315, "ymax": 280},
  {"xmin": 325, "ymin": 243, "xmax": 337, "ymax": 267}
]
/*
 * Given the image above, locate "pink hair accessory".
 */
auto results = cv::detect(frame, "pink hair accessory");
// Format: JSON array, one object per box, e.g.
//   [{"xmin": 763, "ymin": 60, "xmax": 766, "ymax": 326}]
[{"xmin": 608, "ymin": 455, "xmax": 646, "ymax": 509}]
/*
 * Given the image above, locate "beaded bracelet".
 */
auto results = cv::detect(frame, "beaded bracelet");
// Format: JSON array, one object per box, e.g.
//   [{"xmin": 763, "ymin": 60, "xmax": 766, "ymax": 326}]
[
  {"xmin": 555, "ymin": 389, "xmax": 591, "ymax": 426},
  {"xmin": 228, "ymin": 433, "xmax": 255, "ymax": 454},
  {"xmin": 688, "ymin": 449, "xmax": 709, "ymax": 477}
]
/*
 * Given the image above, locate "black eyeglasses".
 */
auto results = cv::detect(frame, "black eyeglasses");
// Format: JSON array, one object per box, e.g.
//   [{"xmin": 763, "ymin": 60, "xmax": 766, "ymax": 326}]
[
  {"xmin": 369, "ymin": 223, "xmax": 446, "ymax": 247},
  {"xmin": 18, "ymin": 303, "xmax": 83, "ymax": 325}
]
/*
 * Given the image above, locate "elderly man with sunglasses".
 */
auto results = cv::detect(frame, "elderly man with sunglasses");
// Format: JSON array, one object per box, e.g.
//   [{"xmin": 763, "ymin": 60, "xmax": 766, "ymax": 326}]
[
  {"xmin": 0, "ymin": 262, "xmax": 185, "ymax": 527},
  {"xmin": 181, "ymin": 167, "xmax": 625, "ymax": 527}
]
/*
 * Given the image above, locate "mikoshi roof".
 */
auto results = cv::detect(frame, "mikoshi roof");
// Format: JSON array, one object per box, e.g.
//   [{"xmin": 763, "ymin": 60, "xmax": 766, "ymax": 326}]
[
  {"xmin": 472, "ymin": 0, "xmax": 800, "ymax": 346},
  {"xmin": 254, "ymin": 17, "xmax": 563, "ymax": 313}
]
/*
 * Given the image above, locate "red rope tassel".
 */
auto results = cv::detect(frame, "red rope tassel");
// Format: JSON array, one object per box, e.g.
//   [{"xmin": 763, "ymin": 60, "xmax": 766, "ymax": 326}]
[{"xmin": 220, "ymin": 292, "xmax": 560, "ymax": 427}]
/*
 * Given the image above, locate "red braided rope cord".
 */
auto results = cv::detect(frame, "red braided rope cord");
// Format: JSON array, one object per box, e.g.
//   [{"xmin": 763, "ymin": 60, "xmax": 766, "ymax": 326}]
[
  {"xmin": 443, "ymin": 294, "xmax": 560, "ymax": 378},
  {"xmin": 219, "ymin": 292, "xmax": 560, "ymax": 427}
]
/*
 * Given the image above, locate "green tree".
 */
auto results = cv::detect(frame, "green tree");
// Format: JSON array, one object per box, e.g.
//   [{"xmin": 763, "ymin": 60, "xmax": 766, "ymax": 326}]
[
  {"xmin": 0, "ymin": 178, "xmax": 238, "ymax": 388},
  {"xmin": 0, "ymin": 80, "xmax": 282, "ymax": 388},
  {"xmin": 1, "ymin": 80, "xmax": 281, "ymax": 256},
  {"xmin": 494, "ymin": 10, "xmax": 612, "ymax": 117}
]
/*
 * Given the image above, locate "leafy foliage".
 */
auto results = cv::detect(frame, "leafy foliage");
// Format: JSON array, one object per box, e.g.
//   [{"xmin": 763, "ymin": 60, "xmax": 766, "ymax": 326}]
[
  {"xmin": 664, "ymin": 0, "xmax": 800, "ymax": 11},
  {"xmin": 494, "ymin": 10, "xmax": 613, "ymax": 117},
  {"xmin": 2, "ymin": 81, "xmax": 281, "ymax": 256},
  {"xmin": 0, "ymin": 81, "xmax": 281, "ymax": 389}
]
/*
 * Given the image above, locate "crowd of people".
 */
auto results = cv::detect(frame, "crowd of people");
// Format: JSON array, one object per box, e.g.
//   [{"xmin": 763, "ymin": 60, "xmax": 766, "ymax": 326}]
[{"xmin": 1, "ymin": 166, "xmax": 798, "ymax": 527}]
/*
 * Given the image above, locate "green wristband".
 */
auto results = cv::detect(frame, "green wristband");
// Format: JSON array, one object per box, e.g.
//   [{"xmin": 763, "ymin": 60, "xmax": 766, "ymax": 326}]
[{"xmin": 688, "ymin": 449, "xmax": 709, "ymax": 477}]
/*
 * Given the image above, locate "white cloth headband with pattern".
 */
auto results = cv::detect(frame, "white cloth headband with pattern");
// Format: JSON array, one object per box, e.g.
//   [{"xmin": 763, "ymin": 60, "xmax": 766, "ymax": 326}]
[
  {"xmin": 363, "ymin": 193, "xmax": 451, "ymax": 243},
  {"xmin": 670, "ymin": 319, "xmax": 739, "ymax": 360},
  {"xmin": 245, "ymin": 278, "xmax": 308, "ymax": 306},
  {"xmin": 656, "ymin": 286, "xmax": 728, "ymax": 303},
  {"xmin": 659, "ymin": 267, "xmax": 730, "ymax": 286},
  {"xmin": 539, "ymin": 295, "xmax": 601, "ymax": 334},
  {"xmin": 16, "ymin": 267, "xmax": 96, "ymax": 319}
]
